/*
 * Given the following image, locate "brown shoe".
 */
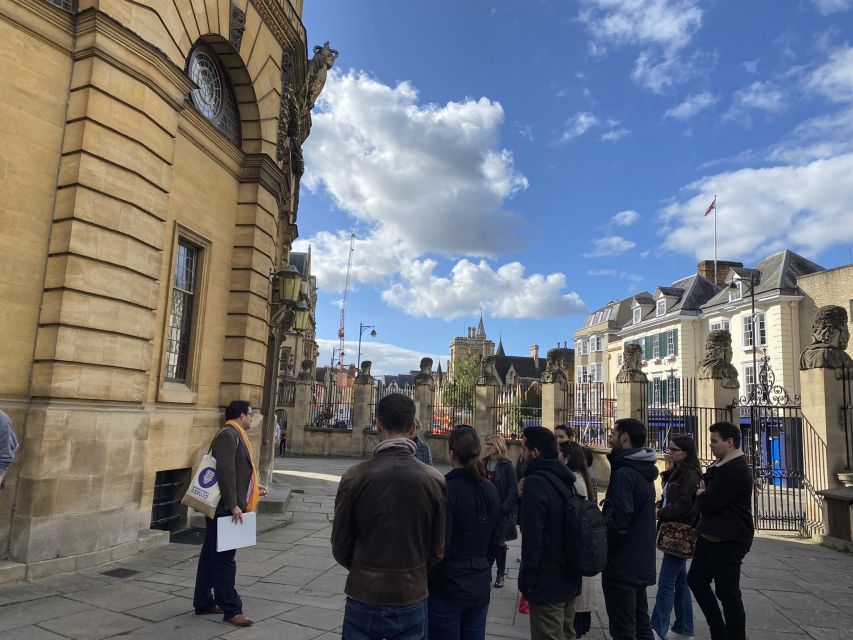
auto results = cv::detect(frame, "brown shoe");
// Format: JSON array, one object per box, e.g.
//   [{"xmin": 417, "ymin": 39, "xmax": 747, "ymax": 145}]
[
  {"xmin": 225, "ymin": 614, "xmax": 254, "ymax": 627},
  {"xmin": 195, "ymin": 605, "xmax": 224, "ymax": 615}
]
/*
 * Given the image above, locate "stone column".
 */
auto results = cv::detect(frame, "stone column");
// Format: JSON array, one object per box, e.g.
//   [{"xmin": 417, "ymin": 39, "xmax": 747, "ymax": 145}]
[
  {"xmin": 351, "ymin": 376, "xmax": 375, "ymax": 457},
  {"xmin": 414, "ymin": 378, "xmax": 435, "ymax": 432},
  {"xmin": 474, "ymin": 382, "xmax": 497, "ymax": 443},
  {"xmin": 800, "ymin": 369, "xmax": 847, "ymax": 490},
  {"xmin": 615, "ymin": 343, "xmax": 647, "ymax": 423},
  {"xmin": 288, "ymin": 380, "xmax": 313, "ymax": 456},
  {"xmin": 541, "ymin": 378, "xmax": 567, "ymax": 430},
  {"xmin": 695, "ymin": 329, "xmax": 740, "ymax": 459}
]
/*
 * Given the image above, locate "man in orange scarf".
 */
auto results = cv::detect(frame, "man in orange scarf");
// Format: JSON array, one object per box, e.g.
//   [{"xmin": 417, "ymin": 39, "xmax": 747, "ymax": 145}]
[{"xmin": 193, "ymin": 400, "xmax": 267, "ymax": 627}]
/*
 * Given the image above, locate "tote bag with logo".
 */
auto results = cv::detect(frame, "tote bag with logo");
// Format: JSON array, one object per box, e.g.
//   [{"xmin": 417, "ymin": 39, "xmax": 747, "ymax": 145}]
[{"xmin": 181, "ymin": 453, "xmax": 221, "ymax": 519}]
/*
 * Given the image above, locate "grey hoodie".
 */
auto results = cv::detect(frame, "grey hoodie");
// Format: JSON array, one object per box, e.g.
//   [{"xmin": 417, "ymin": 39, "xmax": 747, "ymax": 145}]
[{"xmin": 0, "ymin": 410, "xmax": 19, "ymax": 476}]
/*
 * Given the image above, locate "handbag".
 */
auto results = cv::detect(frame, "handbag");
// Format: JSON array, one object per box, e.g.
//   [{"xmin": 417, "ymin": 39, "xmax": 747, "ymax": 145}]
[
  {"xmin": 656, "ymin": 521, "xmax": 697, "ymax": 559},
  {"xmin": 181, "ymin": 428, "xmax": 229, "ymax": 519}
]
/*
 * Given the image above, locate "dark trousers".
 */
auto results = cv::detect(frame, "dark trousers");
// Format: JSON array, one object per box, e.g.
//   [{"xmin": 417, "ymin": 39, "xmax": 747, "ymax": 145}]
[
  {"xmin": 427, "ymin": 593, "xmax": 489, "ymax": 640},
  {"xmin": 343, "ymin": 596, "xmax": 427, "ymax": 640},
  {"xmin": 601, "ymin": 577, "xmax": 653, "ymax": 640},
  {"xmin": 492, "ymin": 544, "xmax": 508, "ymax": 574},
  {"xmin": 278, "ymin": 438, "xmax": 286, "ymax": 457},
  {"xmin": 687, "ymin": 537, "xmax": 749, "ymax": 640},
  {"xmin": 193, "ymin": 517, "xmax": 242, "ymax": 619}
]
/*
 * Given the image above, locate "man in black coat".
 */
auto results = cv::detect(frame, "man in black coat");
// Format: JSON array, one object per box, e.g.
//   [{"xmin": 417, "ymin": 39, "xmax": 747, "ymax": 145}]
[
  {"xmin": 687, "ymin": 421, "xmax": 754, "ymax": 640},
  {"xmin": 519, "ymin": 426, "xmax": 581, "ymax": 640},
  {"xmin": 602, "ymin": 418, "xmax": 659, "ymax": 640}
]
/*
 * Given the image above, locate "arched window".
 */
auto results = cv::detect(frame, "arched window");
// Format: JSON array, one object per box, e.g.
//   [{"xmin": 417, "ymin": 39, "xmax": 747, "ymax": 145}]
[{"xmin": 187, "ymin": 43, "xmax": 241, "ymax": 147}]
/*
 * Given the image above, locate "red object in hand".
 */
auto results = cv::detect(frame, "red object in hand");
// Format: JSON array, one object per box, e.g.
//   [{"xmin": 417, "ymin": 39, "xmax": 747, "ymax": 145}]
[{"xmin": 518, "ymin": 594, "xmax": 529, "ymax": 615}]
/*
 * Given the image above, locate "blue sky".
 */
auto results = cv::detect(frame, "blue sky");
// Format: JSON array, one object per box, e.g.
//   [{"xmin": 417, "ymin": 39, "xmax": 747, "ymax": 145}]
[{"xmin": 295, "ymin": 0, "xmax": 853, "ymax": 375}]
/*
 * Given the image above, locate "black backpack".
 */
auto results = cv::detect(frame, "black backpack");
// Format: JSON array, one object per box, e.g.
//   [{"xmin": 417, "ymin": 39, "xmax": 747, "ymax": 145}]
[{"xmin": 543, "ymin": 475, "xmax": 608, "ymax": 577}]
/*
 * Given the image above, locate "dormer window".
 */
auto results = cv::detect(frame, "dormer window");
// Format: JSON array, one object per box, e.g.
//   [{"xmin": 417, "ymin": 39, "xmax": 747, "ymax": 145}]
[
  {"xmin": 729, "ymin": 281, "xmax": 743, "ymax": 302},
  {"xmin": 633, "ymin": 308, "xmax": 642, "ymax": 324},
  {"xmin": 656, "ymin": 299, "xmax": 666, "ymax": 316}
]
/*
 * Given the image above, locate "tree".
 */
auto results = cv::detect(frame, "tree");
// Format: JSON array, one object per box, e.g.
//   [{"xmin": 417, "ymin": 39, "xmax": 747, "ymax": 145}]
[{"xmin": 442, "ymin": 354, "xmax": 478, "ymax": 410}]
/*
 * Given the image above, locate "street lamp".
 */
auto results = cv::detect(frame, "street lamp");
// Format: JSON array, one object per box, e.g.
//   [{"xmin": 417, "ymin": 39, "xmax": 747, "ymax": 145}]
[{"xmin": 356, "ymin": 322, "xmax": 377, "ymax": 374}]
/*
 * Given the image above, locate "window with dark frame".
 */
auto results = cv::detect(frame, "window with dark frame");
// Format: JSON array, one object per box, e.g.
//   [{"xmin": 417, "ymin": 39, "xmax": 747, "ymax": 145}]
[{"xmin": 165, "ymin": 241, "xmax": 199, "ymax": 382}]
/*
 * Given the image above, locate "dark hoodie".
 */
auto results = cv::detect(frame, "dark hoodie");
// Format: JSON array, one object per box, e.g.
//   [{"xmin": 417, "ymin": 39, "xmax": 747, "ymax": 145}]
[
  {"xmin": 602, "ymin": 447, "xmax": 659, "ymax": 586},
  {"xmin": 519, "ymin": 457, "xmax": 582, "ymax": 603}
]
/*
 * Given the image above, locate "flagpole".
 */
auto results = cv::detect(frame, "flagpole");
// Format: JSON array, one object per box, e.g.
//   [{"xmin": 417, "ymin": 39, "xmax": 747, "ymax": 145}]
[{"xmin": 713, "ymin": 195, "xmax": 718, "ymax": 285}]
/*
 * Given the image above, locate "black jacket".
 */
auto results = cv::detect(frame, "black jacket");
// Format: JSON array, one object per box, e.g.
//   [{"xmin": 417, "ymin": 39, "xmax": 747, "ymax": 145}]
[
  {"xmin": 428, "ymin": 468, "xmax": 502, "ymax": 609},
  {"xmin": 483, "ymin": 456, "xmax": 518, "ymax": 541},
  {"xmin": 519, "ymin": 457, "xmax": 582, "ymax": 604},
  {"xmin": 658, "ymin": 464, "xmax": 702, "ymax": 524},
  {"xmin": 696, "ymin": 452, "xmax": 754, "ymax": 545},
  {"xmin": 602, "ymin": 448, "xmax": 659, "ymax": 586}
]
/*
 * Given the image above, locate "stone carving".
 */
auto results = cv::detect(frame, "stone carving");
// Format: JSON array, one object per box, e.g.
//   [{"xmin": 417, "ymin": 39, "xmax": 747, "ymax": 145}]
[
  {"xmin": 542, "ymin": 348, "xmax": 568, "ymax": 383},
  {"xmin": 296, "ymin": 359, "xmax": 313, "ymax": 381},
  {"xmin": 306, "ymin": 41, "xmax": 339, "ymax": 111},
  {"xmin": 616, "ymin": 343, "xmax": 647, "ymax": 383},
  {"xmin": 229, "ymin": 4, "xmax": 246, "ymax": 51},
  {"xmin": 277, "ymin": 48, "xmax": 305, "ymax": 213},
  {"xmin": 476, "ymin": 354, "xmax": 501, "ymax": 385},
  {"xmin": 800, "ymin": 305, "xmax": 853, "ymax": 371},
  {"xmin": 357, "ymin": 360, "xmax": 373, "ymax": 383},
  {"xmin": 697, "ymin": 329, "xmax": 740, "ymax": 388},
  {"xmin": 414, "ymin": 357, "xmax": 434, "ymax": 385}
]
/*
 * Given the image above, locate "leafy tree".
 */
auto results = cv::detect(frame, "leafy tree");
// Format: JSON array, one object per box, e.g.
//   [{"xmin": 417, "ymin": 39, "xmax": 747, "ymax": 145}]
[{"xmin": 442, "ymin": 354, "xmax": 479, "ymax": 409}]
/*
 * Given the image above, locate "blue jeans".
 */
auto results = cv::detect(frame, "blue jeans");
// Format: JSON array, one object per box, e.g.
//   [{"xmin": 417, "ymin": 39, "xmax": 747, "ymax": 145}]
[
  {"xmin": 343, "ymin": 596, "xmax": 428, "ymax": 640},
  {"xmin": 651, "ymin": 552, "xmax": 694, "ymax": 638},
  {"xmin": 427, "ymin": 594, "xmax": 488, "ymax": 640}
]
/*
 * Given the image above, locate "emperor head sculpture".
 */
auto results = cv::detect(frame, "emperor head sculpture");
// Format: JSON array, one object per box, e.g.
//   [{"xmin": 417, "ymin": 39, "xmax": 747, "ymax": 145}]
[
  {"xmin": 414, "ymin": 357, "xmax": 434, "ymax": 385},
  {"xmin": 800, "ymin": 305, "xmax": 853, "ymax": 371},
  {"xmin": 697, "ymin": 329, "xmax": 740, "ymax": 388},
  {"xmin": 297, "ymin": 359, "xmax": 313, "ymax": 381},
  {"xmin": 542, "ymin": 348, "xmax": 568, "ymax": 383},
  {"xmin": 356, "ymin": 360, "xmax": 373, "ymax": 384},
  {"xmin": 477, "ymin": 354, "xmax": 501, "ymax": 385},
  {"xmin": 616, "ymin": 343, "xmax": 647, "ymax": 383}
]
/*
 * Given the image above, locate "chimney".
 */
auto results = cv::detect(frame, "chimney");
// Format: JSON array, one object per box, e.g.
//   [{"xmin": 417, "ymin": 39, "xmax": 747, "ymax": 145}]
[
  {"xmin": 697, "ymin": 260, "xmax": 743, "ymax": 287},
  {"xmin": 530, "ymin": 344, "xmax": 539, "ymax": 361}
]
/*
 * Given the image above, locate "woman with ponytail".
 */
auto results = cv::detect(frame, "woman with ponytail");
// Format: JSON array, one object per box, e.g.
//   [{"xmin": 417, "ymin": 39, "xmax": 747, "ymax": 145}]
[{"xmin": 428, "ymin": 425, "xmax": 502, "ymax": 640}]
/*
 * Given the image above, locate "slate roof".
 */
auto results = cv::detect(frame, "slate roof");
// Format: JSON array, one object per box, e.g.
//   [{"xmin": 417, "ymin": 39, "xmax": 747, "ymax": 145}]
[
  {"xmin": 496, "ymin": 338, "xmax": 506, "ymax": 357},
  {"xmin": 495, "ymin": 355, "xmax": 547, "ymax": 383},
  {"xmin": 379, "ymin": 374, "xmax": 415, "ymax": 388}
]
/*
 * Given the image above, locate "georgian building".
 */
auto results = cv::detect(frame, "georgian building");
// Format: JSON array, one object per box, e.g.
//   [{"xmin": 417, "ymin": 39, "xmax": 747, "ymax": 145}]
[
  {"xmin": 574, "ymin": 296, "xmax": 638, "ymax": 386},
  {"xmin": 0, "ymin": 0, "xmax": 322, "ymax": 576}
]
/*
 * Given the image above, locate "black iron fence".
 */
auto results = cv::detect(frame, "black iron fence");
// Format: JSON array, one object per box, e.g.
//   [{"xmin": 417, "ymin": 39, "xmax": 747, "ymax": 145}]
[
  {"xmin": 431, "ymin": 381, "xmax": 474, "ymax": 436},
  {"xmin": 843, "ymin": 364, "xmax": 853, "ymax": 471},
  {"xmin": 370, "ymin": 382, "xmax": 415, "ymax": 430},
  {"xmin": 277, "ymin": 379, "xmax": 296, "ymax": 407},
  {"xmin": 311, "ymin": 381, "xmax": 354, "ymax": 429},
  {"xmin": 491, "ymin": 385, "xmax": 540, "ymax": 442},
  {"xmin": 561, "ymin": 382, "xmax": 616, "ymax": 449}
]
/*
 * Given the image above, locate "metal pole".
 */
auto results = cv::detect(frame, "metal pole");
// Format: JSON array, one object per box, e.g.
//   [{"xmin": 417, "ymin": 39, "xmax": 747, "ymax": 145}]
[
  {"xmin": 356, "ymin": 322, "xmax": 364, "ymax": 372},
  {"xmin": 749, "ymin": 272, "xmax": 760, "ymax": 526}
]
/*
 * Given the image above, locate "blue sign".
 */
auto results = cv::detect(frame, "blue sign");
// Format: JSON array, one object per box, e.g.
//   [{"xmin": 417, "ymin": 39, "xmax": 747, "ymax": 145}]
[{"xmin": 198, "ymin": 467, "xmax": 217, "ymax": 488}]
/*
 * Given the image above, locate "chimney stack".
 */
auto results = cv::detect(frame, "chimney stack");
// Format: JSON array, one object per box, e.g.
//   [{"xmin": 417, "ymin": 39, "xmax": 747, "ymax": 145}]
[
  {"xmin": 530, "ymin": 344, "xmax": 539, "ymax": 361},
  {"xmin": 697, "ymin": 260, "xmax": 743, "ymax": 287}
]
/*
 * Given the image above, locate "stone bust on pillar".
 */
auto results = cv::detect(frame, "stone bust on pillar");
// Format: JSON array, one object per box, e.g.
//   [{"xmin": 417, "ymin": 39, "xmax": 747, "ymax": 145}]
[
  {"xmin": 296, "ymin": 359, "xmax": 314, "ymax": 381},
  {"xmin": 476, "ymin": 354, "xmax": 501, "ymax": 385},
  {"xmin": 800, "ymin": 305, "xmax": 853, "ymax": 372},
  {"xmin": 356, "ymin": 360, "xmax": 374, "ymax": 384},
  {"xmin": 697, "ymin": 329, "xmax": 740, "ymax": 388},
  {"xmin": 616, "ymin": 343, "xmax": 647, "ymax": 383},
  {"xmin": 542, "ymin": 348, "xmax": 568, "ymax": 383},
  {"xmin": 414, "ymin": 357, "xmax": 434, "ymax": 385}
]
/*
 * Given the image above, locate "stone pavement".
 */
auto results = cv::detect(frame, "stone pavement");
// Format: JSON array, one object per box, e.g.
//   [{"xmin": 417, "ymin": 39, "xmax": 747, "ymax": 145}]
[{"xmin": 1, "ymin": 456, "xmax": 853, "ymax": 640}]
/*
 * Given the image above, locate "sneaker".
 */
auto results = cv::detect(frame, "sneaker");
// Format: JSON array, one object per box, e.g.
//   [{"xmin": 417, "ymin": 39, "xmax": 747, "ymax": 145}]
[
  {"xmin": 668, "ymin": 633, "xmax": 693, "ymax": 640},
  {"xmin": 653, "ymin": 632, "xmax": 666, "ymax": 640}
]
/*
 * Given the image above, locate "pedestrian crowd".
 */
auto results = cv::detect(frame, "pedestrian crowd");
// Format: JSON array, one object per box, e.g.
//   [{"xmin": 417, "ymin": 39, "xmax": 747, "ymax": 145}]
[{"xmin": 190, "ymin": 393, "xmax": 754, "ymax": 640}]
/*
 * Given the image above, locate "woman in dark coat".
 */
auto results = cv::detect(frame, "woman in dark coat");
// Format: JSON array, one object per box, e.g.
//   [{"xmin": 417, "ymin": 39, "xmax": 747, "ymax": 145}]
[
  {"xmin": 428, "ymin": 425, "xmax": 502, "ymax": 640},
  {"xmin": 483, "ymin": 434, "xmax": 518, "ymax": 588}
]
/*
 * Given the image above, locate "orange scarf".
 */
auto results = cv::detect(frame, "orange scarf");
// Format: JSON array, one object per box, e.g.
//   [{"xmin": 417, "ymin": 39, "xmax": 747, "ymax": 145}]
[{"xmin": 225, "ymin": 419, "xmax": 260, "ymax": 513}]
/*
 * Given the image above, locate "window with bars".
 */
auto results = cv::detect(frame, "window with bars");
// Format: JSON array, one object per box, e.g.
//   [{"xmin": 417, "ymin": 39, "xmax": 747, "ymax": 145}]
[
  {"xmin": 744, "ymin": 363, "xmax": 755, "ymax": 398},
  {"xmin": 742, "ymin": 312, "xmax": 766, "ymax": 348},
  {"xmin": 46, "ymin": 0, "xmax": 74, "ymax": 10},
  {"xmin": 710, "ymin": 319, "xmax": 730, "ymax": 332},
  {"xmin": 165, "ymin": 241, "xmax": 199, "ymax": 382},
  {"xmin": 729, "ymin": 281, "xmax": 743, "ymax": 302},
  {"xmin": 657, "ymin": 299, "xmax": 666, "ymax": 316},
  {"xmin": 653, "ymin": 336, "xmax": 660, "ymax": 359},
  {"xmin": 667, "ymin": 330, "xmax": 676, "ymax": 356},
  {"xmin": 633, "ymin": 308, "xmax": 641, "ymax": 324}
]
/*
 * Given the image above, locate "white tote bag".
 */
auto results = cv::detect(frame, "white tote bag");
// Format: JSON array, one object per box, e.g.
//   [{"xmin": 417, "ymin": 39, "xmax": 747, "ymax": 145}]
[{"xmin": 181, "ymin": 452, "xmax": 221, "ymax": 519}]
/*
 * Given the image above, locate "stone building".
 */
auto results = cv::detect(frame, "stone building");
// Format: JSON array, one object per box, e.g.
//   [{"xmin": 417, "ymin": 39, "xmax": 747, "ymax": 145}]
[
  {"xmin": 448, "ymin": 314, "xmax": 495, "ymax": 377},
  {"xmin": 0, "ymin": 0, "xmax": 325, "ymax": 578},
  {"xmin": 575, "ymin": 295, "xmax": 638, "ymax": 386},
  {"xmin": 797, "ymin": 264, "xmax": 853, "ymax": 364}
]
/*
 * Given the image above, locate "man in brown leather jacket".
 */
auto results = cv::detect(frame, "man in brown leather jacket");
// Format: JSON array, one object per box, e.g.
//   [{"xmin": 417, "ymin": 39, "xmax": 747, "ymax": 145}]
[{"xmin": 332, "ymin": 393, "xmax": 446, "ymax": 639}]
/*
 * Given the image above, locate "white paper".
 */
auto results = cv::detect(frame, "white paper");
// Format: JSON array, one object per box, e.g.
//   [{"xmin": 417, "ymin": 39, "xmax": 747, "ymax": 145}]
[{"xmin": 216, "ymin": 512, "xmax": 257, "ymax": 552}]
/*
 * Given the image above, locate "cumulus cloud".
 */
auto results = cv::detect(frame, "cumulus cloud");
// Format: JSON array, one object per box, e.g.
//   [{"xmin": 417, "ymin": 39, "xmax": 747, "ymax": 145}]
[
  {"xmin": 584, "ymin": 236, "xmax": 637, "ymax": 257},
  {"xmin": 560, "ymin": 112, "xmax": 601, "ymax": 141},
  {"xmin": 807, "ymin": 45, "xmax": 853, "ymax": 103},
  {"xmin": 601, "ymin": 128, "xmax": 631, "ymax": 142},
  {"xmin": 299, "ymin": 70, "xmax": 584, "ymax": 321},
  {"xmin": 659, "ymin": 153, "xmax": 853, "ymax": 259},
  {"xmin": 579, "ymin": 0, "xmax": 704, "ymax": 93},
  {"xmin": 611, "ymin": 210, "xmax": 640, "ymax": 226},
  {"xmin": 316, "ymin": 338, "xmax": 443, "ymax": 377},
  {"xmin": 381, "ymin": 259, "xmax": 585, "ymax": 320},
  {"xmin": 664, "ymin": 91, "xmax": 717, "ymax": 119},
  {"xmin": 813, "ymin": 0, "xmax": 853, "ymax": 14},
  {"xmin": 733, "ymin": 81, "xmax": 785, "ymax": 112}
]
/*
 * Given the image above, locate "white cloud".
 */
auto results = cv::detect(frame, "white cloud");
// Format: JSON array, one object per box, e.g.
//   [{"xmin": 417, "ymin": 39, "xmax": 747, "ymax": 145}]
[
  {"xmin": 664, "ymin": 91, "xmax": 717, "ymax": 120},
  {"xmin": 303, "ymin": 70, "xmax": 528, "ymax": 265},
  {"xmin": 813, "ymin": 0, "xmax": 853, "ymax": 14},
  {"xmin": 601, "ymin": 128, "xmax": 631, "ymax": 142},
  {"xmin": 381, "ymin": 259, "xmax": 585, "ymax": 320},
  {"xmin": 584, "ymin": 236, "xmax": 637, "ymax": 257},
  {"xmin": 316, "ymin": 338, "xmax": 443, "ymax": 377},
  {"xmin": 611, "ymin": 210, "xmax": 640, "ymax": 226},
  {"xmin": 807, "ymin": 45, "xmax": 853, "ymax": 103},
  {"xmin": 741, "ymin": 60, "xmax": 759, "ymax": 74},
  {"xmin": 561, "ymin": 112, "xmax": 601, "ymax": 141},
  {"xmin": 659, "ymin": 153, "xmax": 853, "ymax": 259},
  {"xmin": 733, "ymin": 81, "xmax": 785, "ymax": 112},
  {"xmin": 579, "ymin": 0, "xmax": 704, "ymax": 92}
]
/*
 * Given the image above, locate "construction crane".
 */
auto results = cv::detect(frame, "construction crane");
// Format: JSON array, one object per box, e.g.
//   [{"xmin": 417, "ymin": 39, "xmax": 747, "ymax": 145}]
[{"xmin": 337, "ymin": 233, "xmax": 355, "ymax": 367}]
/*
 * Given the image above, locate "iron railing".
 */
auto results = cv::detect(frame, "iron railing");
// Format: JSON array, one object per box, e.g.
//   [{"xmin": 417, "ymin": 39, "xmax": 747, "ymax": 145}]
[
  {"xmin": 311, "ymin": 381, "xmax": 354, "ymax": 429},
  {"xmin": 561, "ymin": 382, "xmax": 616, "ymax": 449},
  {"xmin": 492, "ymin": 385, "xmax": 539, "ymax": 441},
  {"xmin": 431, "ymin": 381, "xmax": 474, "ymax": 436}
]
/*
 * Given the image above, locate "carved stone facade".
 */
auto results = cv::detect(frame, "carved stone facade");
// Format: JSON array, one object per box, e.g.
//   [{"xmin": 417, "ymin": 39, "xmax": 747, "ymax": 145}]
[
  {"xmin": 697, "ymin": 329, "xmax": 740, "ymax": 388},
  {"xmin": 616, "ymin": 344, "xmax": 648, "ymax": 383},
  {"xmin": 800, "ymin": 305, "xmax": 853, "ymax": 372},
  {"xmin": 0, "ymin": 0, "xmax": 320, "ymax": 577}
]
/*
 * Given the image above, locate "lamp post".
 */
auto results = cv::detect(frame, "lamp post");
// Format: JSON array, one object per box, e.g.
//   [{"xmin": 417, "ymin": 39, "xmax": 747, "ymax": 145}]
[{"xmin": 356, "ymin": 322, "xmax": 377, "ymax": 374}]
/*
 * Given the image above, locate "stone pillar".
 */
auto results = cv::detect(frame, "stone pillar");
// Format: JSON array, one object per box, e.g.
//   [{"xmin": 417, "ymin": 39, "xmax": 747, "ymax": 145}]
[
  {"xmin": 414, "ymin": 378, "xmax": 435, "ymax": 432},
  {"xmin": 616, "ymin": 381, "xmax": 646, "ymax": 422},
  {"xmin": 800, "ymin": 369, "xmax": 847, "ymax": 490},
  {"xmin": 695, "ymin": 378, "xmax": 739, "ymax": 460},
  {"xmin": 474, "ymin": 383, "xmax": 497, "ymax": 443},
  {"xmin": 288, "ymin": 380, "xmax": 313, "ymax": 456},
  {"xmin": 351, "ymin": 378, "xmax": 374, "ymax": 457},
  {"xmin": 541, "ymin": 379, "xmax": 566, "ymax": 430}
]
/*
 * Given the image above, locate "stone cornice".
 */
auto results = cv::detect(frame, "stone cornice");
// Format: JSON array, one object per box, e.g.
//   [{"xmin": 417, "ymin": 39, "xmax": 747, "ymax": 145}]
[
  {"xmin": 178, "ymin": 105, "xmax": 244, "ymax": 180},
  {"xmin": 73, "ymin": 8, "xmax": 195, "ymax": 111},
  {"xmin": 249, "ymin": 0, "xmax": 306, "ymax": 52},
  {"xmin": 240, "ymin": 154, "xmax": 288, "ymax": 204}
]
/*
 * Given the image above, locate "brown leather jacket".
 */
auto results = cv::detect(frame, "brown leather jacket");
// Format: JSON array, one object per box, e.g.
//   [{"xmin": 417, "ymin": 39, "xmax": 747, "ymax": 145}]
[
  {"xmin": 211, "ymin": 426, "xmax": 253, "ymax": 516},
  {"xmin": 331, "ymin": 446, "xmax": 446, "ymax": 605}
]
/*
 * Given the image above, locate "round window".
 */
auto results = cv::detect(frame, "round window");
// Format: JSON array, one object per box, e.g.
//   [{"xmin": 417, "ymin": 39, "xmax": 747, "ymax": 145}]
[{"xmin": 188, "ymin": 51, "xmax": 223, "ymax": 119}]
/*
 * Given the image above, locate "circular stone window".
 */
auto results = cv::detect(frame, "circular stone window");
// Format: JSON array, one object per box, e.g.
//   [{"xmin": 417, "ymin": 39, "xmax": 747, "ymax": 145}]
[{"xmin": 187, "ymin": 44, "xmax": 240, "ymax": 146}]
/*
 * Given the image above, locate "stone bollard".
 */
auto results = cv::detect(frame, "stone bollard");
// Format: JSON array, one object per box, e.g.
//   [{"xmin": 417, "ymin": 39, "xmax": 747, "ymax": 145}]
[
  {"xmin": 414, "ymin": 361, "xmax": 435, "ymax": 433},
  {"xmin": 540, "ymin": 378, "xmax": 567, "ymax": 430},
  {"xmin": 474, "ymin": 382, "xmax": 497, "ymax": 444},
  {"xmin": 615, "ymin": 343, "xmax": 648, "ymax": 422},
  {"xmin": 351, "ymin": 372, "xmax": 375, "ymax": 457},
  {"xmin": 289, "ymin": 380, "xmax": 313, "ymax": 456},
  {"xmin": 696, "ymin": 329, "xmax": 740, "ymax": 459}
]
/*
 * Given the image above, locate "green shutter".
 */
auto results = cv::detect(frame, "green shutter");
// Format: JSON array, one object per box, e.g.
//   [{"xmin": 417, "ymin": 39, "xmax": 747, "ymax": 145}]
[
  {"xmin": 659, "ymin": 333, "xmax": 666, "ymax": 358},
  {"xmin": 674, "ymin": 377, "xmax": 680, "ymax": 404},
  {"xmin": 644, "ymin": 336, "xmax": 652, "ymax": 360},
  {"xmin": 647, "ymin": 379, "xmax": 654, "ymax": 405},
  {"xmin": 660, "ymin": 378, "xmax": 668, "ymax": 405},
  {"xmin": 673, "ymin": 328, "xmax": 679, "ymax": 356}
]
